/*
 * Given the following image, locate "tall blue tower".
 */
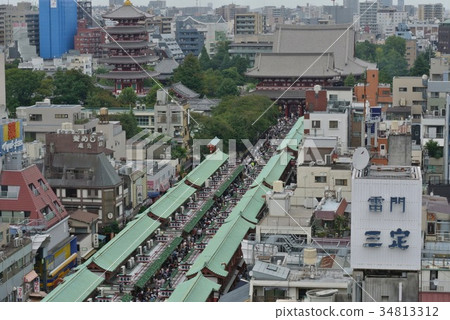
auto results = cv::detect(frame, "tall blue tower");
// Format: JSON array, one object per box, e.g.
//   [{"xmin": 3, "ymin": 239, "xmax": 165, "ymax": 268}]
[{"xmin": 39, "ymin": 0, "xmax": 78, "ymax": 59}]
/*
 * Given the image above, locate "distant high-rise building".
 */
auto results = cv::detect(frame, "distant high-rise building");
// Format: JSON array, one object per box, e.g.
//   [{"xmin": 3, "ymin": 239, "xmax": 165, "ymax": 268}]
[
  {"xmin": 343, "ymin": 0, "xmax": 359, "ymax": 16},
  {"xmin": 0, "ymin": 3, "xmax": 39, "ymax": 50},
  {"xmin": 418, "ymin": 3, "xmax": 444, "ymax": 22},
  {"xmin": 438, "ymin": 19, "xmax": 450, "ymax": 54},
  {"xmin": 77, "ymin": 0, "xmax": 93, "ymax": 27},
  {"xmin": 148, "ymin": 1, "xmax": 166, "ymax": 8},
  {"xmin": 39, "ymin": 0, "xmax": 78, "ymax": 59},
  {"xmin": 359, "ymin": 1, "xmax": 379, "ymax": 33},
  {"xmin": 397, "ymin": 0, "xmax": 404, "ymax": 11},
  {"xmin": 109, "ymin": 0, "xmax": 124, "ymax": 6},
  {"xmin": 378, "ymin": 0, "xmax": 393, "ymax": 8},
  {"xmin": 234, "ymin": 13, "xmax": 264, "ymax": 35},
  {"xmin": 215, "ymin": 4, "xmax": 249, "ymax": 21},
  {"xmin": 323, "ymin": 5, "xmax": 353, "ymax": 24},
  {"xmin": 0, "ymin": 50, "xmax": 6, "ymax": 118}
]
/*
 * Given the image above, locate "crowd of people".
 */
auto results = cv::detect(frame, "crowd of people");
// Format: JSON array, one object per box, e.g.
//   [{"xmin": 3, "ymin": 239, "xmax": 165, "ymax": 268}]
[{"xmin": 127, "ymin": 115, "xmax": 299, "ymax": 302}]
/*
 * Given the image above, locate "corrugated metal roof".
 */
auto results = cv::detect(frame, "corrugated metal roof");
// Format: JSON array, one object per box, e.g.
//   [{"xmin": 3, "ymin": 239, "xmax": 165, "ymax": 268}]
[
  {"xmin": 167, "ymin": 273, "xmax": 220, "ymax": 302},
  {"xmin": 42, "ymin": 267, "xmax": 104, "ymax": 302},
  {"xmin": 186, "ymin": 216, "xmax": 255, "ymax": 278},
  {"xmin": 149, "ymin": 179, "xmax": 196, "ymax": 219},
  {"xmin": 185, "ymin": 149, "xmax": 229, "ymax": 187},
  {"xmin": 251, "ymin": 151, "xmax": 293, "ymax": 187},
  {"xmin": 277, "ymin": 117, "xmax": 304, "ymax": 151},
  {"xmin": 90, "ymin": 215, "xmax": 160, "ymax": 272}
]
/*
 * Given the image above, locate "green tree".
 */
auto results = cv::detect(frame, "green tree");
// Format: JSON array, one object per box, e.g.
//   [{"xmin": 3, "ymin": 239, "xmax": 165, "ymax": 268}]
[
  {"xmin": 355, "ymin": 41, "xmax": 379, "ymax": 62},
  {"xmin": 202, "ymin": 69, "xmax": 223, "ymax": 97},
  {"xmin": 192, "ymin": 95, "xmax": 279, "ymax": 152},
  {"xmin": 5, "ymin": 69, "xmax": 46, "ymax": 114},
  {"xmin": 425, "ymin": 140, "xmax": 443, "ymax": 158},
  {"xmin": 118, "ymin": 87, "xmax": 137, "ymax": 107},
  {"xmin": 173, "ymin": 53, "xmax": 203, "ymax": 93},
  {"xmin": 344, "ymin": 73, "xmax": 356, "ymax": 87},
  {"xmin": 52, "ymin": 69, "xmax": 94, "ymax": 104},
  {"xmin": 85, "ymin": 87, "xmax": 120, "ymax": 109},
  {"xmin": 222, "ymin": 67, "xmax": 244, "ymax": 85},
  {"xmin": 384, "ymin": 36, "xmax": 406, "ymax": 57},
  {"xmin": 198, "ymin": 46, "xmax": 211, "ymax": 70},
  {"xmin": 217, "ymin": 78, "xmax": 239, "ymax": 97},
  {"xmin": 171, "ymin": 145, "xmax": 188, "ymax": 160},
  {"xmin": 378, "ymin": 50, "xmax": 409, "ymax": 84},
  {"xmin": 109, "ymin": 111, "xmax": 141, "ymax": 139},
  {"xmin": 410, "ymin": 53, "xmax": 430, "ymax": 76},
  {"xmin": 143, "ymin": 81, "xmax": 163, "ymax": 108},
  {"xmin": 230, "ymin": 56, "xmax": 250, "ymax": 75}
]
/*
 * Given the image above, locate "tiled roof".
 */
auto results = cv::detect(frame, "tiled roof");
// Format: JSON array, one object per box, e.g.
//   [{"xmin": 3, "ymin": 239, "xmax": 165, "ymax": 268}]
[
  {"xmin": 0, "ymin": 165, "xmax": 68, "ymax": 229},
  {"xmin": 69, "ymin": 209, "xmax": 98, "ymax": 224},
  {"xmin": 170, "ymin": 82, "xmax": 200, "ymax": 99},
  {"xmin": 103, "ymin": 4, "xmax": 147, "ymax": 20}
]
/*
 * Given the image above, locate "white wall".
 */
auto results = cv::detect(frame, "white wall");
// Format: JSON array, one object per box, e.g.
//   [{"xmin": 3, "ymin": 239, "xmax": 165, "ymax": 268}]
[{"xmin": 351, "ymin": 168, "xmax": 422, "ymax": 271}]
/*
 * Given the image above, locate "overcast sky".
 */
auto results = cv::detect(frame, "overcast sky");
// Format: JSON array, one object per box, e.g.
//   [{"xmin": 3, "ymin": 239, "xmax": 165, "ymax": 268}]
[{"xmin": 3, "ymin": 0, "xmax": 448, "ymax": 9}]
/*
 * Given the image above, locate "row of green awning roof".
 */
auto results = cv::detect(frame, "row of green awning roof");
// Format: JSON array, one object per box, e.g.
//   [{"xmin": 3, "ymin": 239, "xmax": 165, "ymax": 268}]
[
  {"xmin": 42, "ymin": 263, "xmax": 104, "ymax": 302},
  {"xmin": 183, "ymin": 199, "xmax": 215, "ymax": 234},
  {"xmin": 167, "ymin": 273, "xmax": 221, "ymax": 302},
  {"xmin": 185, "ymin": 150, "xmax": 229, "ymax": 187},
  {"xmin": 225, "ymin": 184, "xmax": 270, "ymax": 225},
  {"xmin": 277, "ymin": 116, "xmax": 304, "ymax": 152},
  {"xmin": 214, "ymin": 165, "xmax": 244, "ymax": 198},
  {"xmin": 186, "ymin": 216, "xmax": 255, "ymax": 279},
  {"xmin": 90, "ymin": 215, "xmax": 161, "ymax": 272},
  {"xmin": 148, "ymin": 178, "xmax": 197, "ymax": 220},
  {"xmin": 135, "ymin": 237, "xmax": 184, "ymax": 289},
  {"xmin": 251, "ymin": 151, "xmax": 294, "ymax": 187}
]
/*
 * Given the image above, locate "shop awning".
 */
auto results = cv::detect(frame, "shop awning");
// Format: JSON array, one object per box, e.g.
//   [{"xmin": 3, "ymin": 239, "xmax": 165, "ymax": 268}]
[{"xmin": 24, "ymin": 270, "xmax": 39, "ymax": 283}]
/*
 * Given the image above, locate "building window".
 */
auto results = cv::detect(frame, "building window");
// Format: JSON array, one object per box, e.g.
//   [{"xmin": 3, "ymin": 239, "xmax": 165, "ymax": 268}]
[
  {"xmin": 335, "ymin": 179, "xmax": 347, "ymax": 186},
  {"xmin": 66, "ymin": 188, "xmax": 77, "ymax": 198},
  {"xmin": 29, "ymin": 114, "xmax": 43, "ymax": 121},
  {"xmin": 399, "ymin": 87, "xmax": 407, "ymax": 92},
  {"xmin": 28, "ymin": 183, "xmax": 39, "ymax": 196},
  {"xmin": 314, "ymin": 176, "xmax": 327, "ymax": 183},
  {"xmin": 55, "ymin": 114, "xmax": 69, "ymax": 119},
  {"xmin": 329, "ymin": 120, "xmax": 339, "ymax": 129},
  {"xmin": 312, "ymin": 120, "xmax": 321, "ymax": 129},
  {"xmin": 413, "ymin": 87, "xmax": 425, "ymax": 92}
]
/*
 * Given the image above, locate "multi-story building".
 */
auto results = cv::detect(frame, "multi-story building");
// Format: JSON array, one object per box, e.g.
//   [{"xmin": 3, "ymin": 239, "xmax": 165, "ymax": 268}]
[
  {"xmin": 15, "ymin": 99, "xmax": 98, "ymax": 143},
  {"xmin": 405, "ymin": 40, "xmax": 418, "ymax": 69},
  {"xmin": 156, "ymin": 33, "xmax": 185, "ymax": 63},
  {"xmin": 351, "ymin": 165, "xmax": 422, "ymax": 301},
  {"xmin": 215, "ymin": 4, "xmax": 249, "ymax": 21},
  {"xmin": 234, "ymin": 13, "xmax": 264, "ymax": 35},
  {"xmin": 228, "ymin": 34, "xmax": 273, "ymax": 68},
  {"xmin": 175, "ymin": 16, "xmax": 227, "ymax": 57},
  {"xmin": 74, "ymin": 19, "xmax": 104, "ymax": 58},
  {"xmin": 377, "ymin": 9, "xmax": 408, "ymax": 36},
  {"xmin": 359, "ymin": 1, "xmax": 379, "ymax": 33},
  {"xmin": 0, "ymin": 50, "xmax": 5, "ymax": 118},
  {"xmin": 77, "ymin": 0, "xmax": 93, "ymax": 27},
  {"xmin": 0, "ymin": 3, "xmax": 39, "ymax": 52},
  {"xmin": 0, "ymin": 149, "xmax": 76, "ymax": 293},
  {"xmin": 418, "ymin": 3, "xmax": 444, "ymax": 22},
  {"xmin": 44, "ymin": 131, "xmax": 126, "ymax": 228},
  {"xmin": 151, "ymin": 16, "xmax": 172, "ymax": 34},
  {"xmin": 323, "ymin": 6, "xmax": 353, "ymax": 25},
  {"xmin": 148, "ymin": 1, "xmax": 166, "ymax": 9},
  {"xmin": 438, "ymin": 19, "xmax": 450, "ymax": 54},
  {"xmin": 0, "ymin": 224, "xmax": 34, "ymax": 302},
  {"xmin": 39, "ymin": 0, "xmax": 78, "ymax": 59},
  {"xmin": 98, "ymin": 2, "xmax": 159, "ymax": 95},
  {"xmin": 343, "ymin": 0, "xmax": 359, "ymax": 15},
  {"xmin": 392, "ymin": 76, "xmax": 427, "ymax": 120}
]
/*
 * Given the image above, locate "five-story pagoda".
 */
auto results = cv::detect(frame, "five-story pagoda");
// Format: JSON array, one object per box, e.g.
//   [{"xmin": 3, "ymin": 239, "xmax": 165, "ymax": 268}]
[{"xmin": 98, "ymin": 0, "xmax": 159, "ymax": 95}]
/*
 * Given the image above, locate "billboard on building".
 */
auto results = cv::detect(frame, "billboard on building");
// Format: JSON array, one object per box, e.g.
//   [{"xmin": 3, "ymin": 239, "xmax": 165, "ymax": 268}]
[
  {"xmin": 350, "ymin": 168, "xmax": 422, "ymax": 271},
  {"xmin": 0, "ymin": 119, "xmax": 24, "ymax": 156}
]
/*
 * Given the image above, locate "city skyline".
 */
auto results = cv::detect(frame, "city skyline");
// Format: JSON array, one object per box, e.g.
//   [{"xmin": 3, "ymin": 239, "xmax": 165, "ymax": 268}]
[{"xmin": 3, "ymin": 0, "xmax": 449, "ymax": 9}]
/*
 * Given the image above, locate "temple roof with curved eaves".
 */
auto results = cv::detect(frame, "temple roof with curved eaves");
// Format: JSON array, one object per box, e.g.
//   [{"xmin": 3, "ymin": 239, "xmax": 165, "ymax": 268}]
[{"xmin": 102, "ymin": 1, "xmax": 150, "ymax": 20}]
